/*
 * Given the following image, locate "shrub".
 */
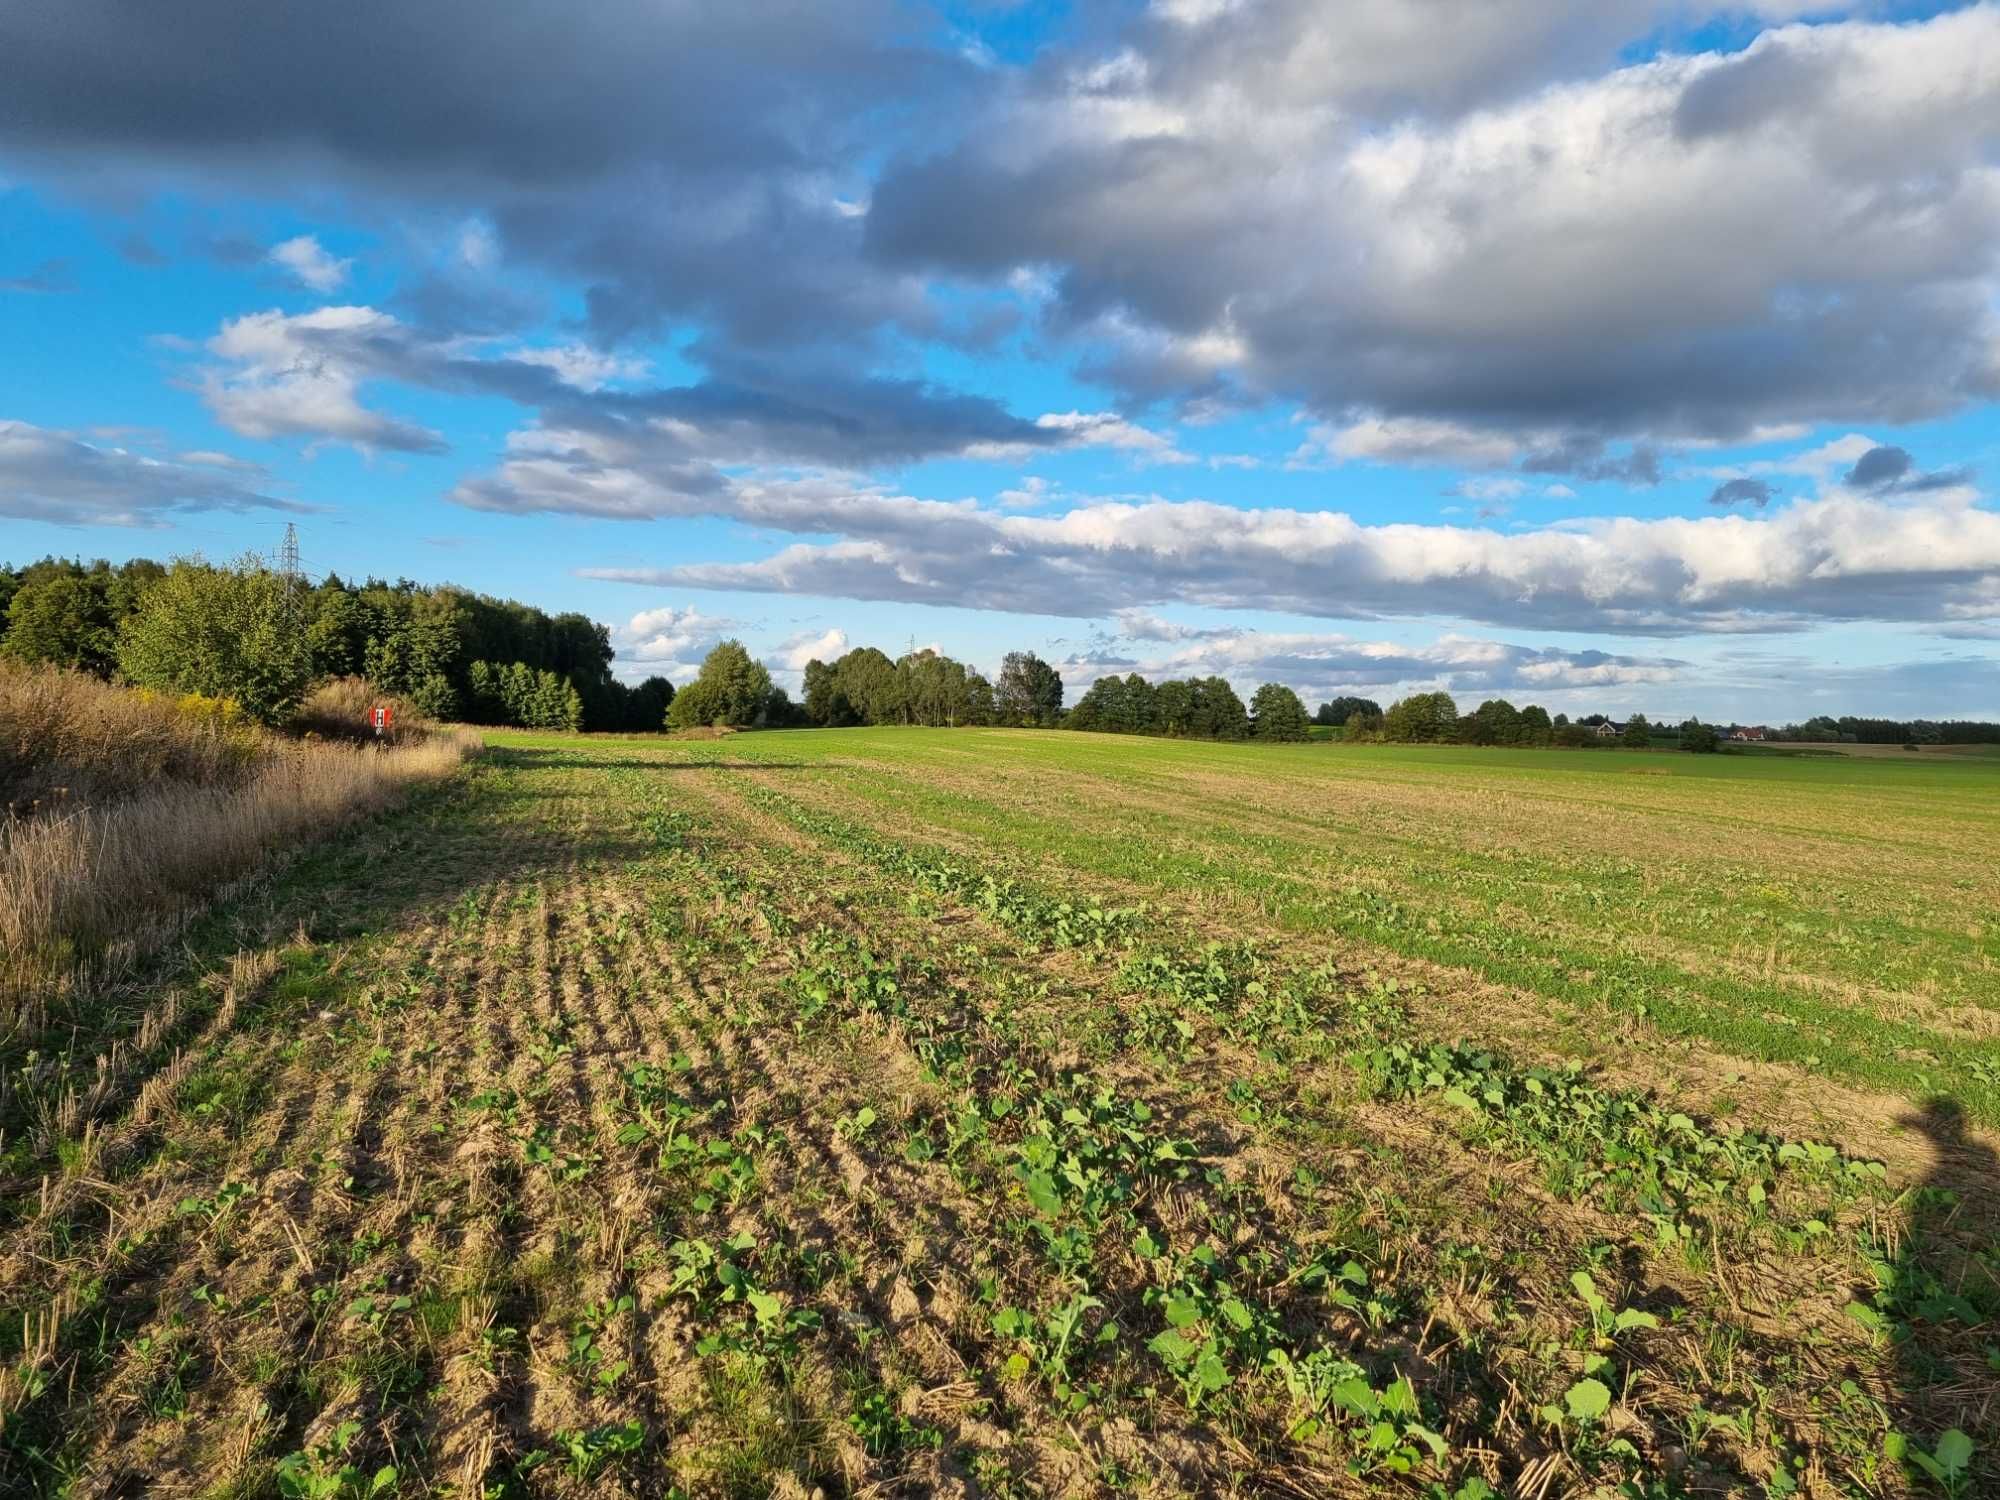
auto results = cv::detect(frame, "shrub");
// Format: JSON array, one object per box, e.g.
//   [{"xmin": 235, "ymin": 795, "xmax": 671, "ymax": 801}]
[{"xmin": 291, "ymin": 677, "xmax": 436, "ymax": 745}]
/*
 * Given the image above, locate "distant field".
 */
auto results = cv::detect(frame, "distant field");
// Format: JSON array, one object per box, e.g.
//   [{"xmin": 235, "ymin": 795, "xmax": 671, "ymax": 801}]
[
  {"xmin": 1756, "ymin": 740, "xmax": 2000, "ymax": 759},
  {"xmin": 5, "ymin": 728, "xmax": 1995, "ymax": 1497}
]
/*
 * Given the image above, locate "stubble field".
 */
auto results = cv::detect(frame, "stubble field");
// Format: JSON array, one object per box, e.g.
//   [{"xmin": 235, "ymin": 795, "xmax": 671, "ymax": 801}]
[{"xmin": 3, "ymin": 729, "xmax": 1995, "ymax": 1498}]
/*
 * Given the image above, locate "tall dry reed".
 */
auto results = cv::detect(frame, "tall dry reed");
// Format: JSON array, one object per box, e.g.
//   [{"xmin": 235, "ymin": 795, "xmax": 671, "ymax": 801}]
[
  {"xmin": 0, "ymin": 661, "xmax": 259, "ymax": 813},
  {"xmin": 0, "ymin": 668, "xmax": 480, "ymax": 1034}
]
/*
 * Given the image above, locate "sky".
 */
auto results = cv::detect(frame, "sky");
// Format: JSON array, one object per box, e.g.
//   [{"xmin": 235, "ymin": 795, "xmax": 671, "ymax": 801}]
[{"xmin": 2, "ymin": 0, "xmax": 1998, "ymax": 723}]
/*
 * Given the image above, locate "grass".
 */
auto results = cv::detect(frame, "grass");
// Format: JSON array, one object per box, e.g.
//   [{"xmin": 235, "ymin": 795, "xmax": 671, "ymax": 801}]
[{"xmin": 0, "ymin": 725, "xmax": 1993, "ymax": 1498}]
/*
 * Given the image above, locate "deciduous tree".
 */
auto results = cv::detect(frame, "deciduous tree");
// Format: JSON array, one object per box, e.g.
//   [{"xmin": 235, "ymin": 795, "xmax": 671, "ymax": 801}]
[
  {"xmin": 1, "ymin": 572, "xmax": 121, "ymax": 675},
  {"xmin": 995, "ymin": 650, "xmax": 1063, "ymax": 727},
  {"xmin": 666, "ymin": 640, "xmax": 773, "ymax": 728},
  {"xmin": 1250, "ymin": 683, "xmax": 1311, "ymax": 741},
  {"xmin": 1382, "ymin": 691, "xmax": 1458, "ymax": 742},
  {"xmin": 117, "ymin": 555, "xmax": 312, "ymax": 724}
]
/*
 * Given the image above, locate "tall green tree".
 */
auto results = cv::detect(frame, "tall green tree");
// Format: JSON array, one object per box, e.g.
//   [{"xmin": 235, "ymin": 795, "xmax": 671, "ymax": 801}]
[
  {"xmin": 1469, "ymin": 698, "xmax": 1522, "ymax": 746},
  {"xmin": 1621, "ymin": 714, "xmax": 1653, "ymax": 748},
  {"xmin": 1067, "ymin": 675, "xmax": 1125, "ymax": 733},
  {"xmin": 1315, "ymin": 696, "xmax": 1381, "ymax": 727},
  {"xmin": 1250, "ymin": 683, "xmax": 1311, "ymax": 741},
  {"xmin": 802, "ymin": 658, "xmax": 848, "ymax": 725},
  {"xmin": 1382, "ymin": 691, "xmax": 1458, "ymax": 742},
  {"xmin": 1, "ymin": 572, "xmax": 122, "ymax": 675},
  {"xmin": 1679, "ymin": 718, "xmax": 1720, "ymax": 753},
  {"xmin": 305, "ymin": 582, "xmax": 373, "ymax": 678},
  {"xmin": 995, "ymin": 651, "xmax": 1063, "ymax": 727},
  {"xmin": 1189, "ymin": 677, "xmax": 1250, "ymax": 739},
  {"xmin": 833, "ymin": 647, "xmax": 902, "ymax": 724},
  {"xmin": 666, "ymin": 640, "xmax": 773, "ymax": 728},
  {"xmin": 116, "ymin": 556, "xmax": 312, "ymax": 724}
]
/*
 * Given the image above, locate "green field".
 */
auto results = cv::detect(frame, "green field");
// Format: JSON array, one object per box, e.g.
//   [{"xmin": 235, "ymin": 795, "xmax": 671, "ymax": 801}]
[
  {"xmin": 517, "ymin": 727, "xmax": 2000, "ymax": 1129},
  {"xmin": 4, "ymin": 728, "xmax": 1995, "ymax": 1497}
]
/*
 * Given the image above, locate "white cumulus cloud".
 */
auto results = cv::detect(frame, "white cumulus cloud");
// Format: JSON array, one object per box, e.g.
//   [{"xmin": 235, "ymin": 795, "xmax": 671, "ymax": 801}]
[{"xmin": 267, "ymin": 234, "xmax": 352, "ymax": 292}]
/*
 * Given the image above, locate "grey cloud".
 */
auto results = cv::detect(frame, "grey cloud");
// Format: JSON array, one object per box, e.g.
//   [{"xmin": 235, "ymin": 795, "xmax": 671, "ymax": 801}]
[
  {"xmin": 1708, "ymin": 477, "xmax": 1776, "ymax": 507},
  {"xmin": 391, "ymin": 270, "xmax": 545, "ymax": 339},
  {"xmin": 10, "ymin": 2, "xmax": 1997, "ymax": 453},
  {"xmin": 611, "ymin": 361, "xmax": 1053, "ymax": 469},
  {"xmin": 0, "ymin": 258, "xmax": 74, "ymax": 293},
  {"xmin": 1844, "ymin": 444, "xmax": 1913, "ymax": 488},
  {"xmin": 0, "ymin": 419, "xmax": 299, "ymax": 526},
  {"xmin": 1843, "ymin": 444, "xmax": 1977, "ymax": 494},
  {"xmin": 199, "ymin": 235, "xmax": 265, "ymax": 268},
  {"xmin": 579, "ymin": 483, "xmax": 2000, "ymax": 637},
  {"xmin": 1521, "ymin": 437, "xmax": 1661, "ymax": 486},
  {"xmin": 1903, "ymin": 466, "xmax": 1976, "ymax": 493},
  {"xmin": 866, "ymin": 8, "xmax": 2000, "ymax": 440},
  {"xmin": 459, "ymin": 361, "xmax": 1054, "ymax": 473},
  {"xmin": 116, "ymin": 233, "xmax": 168, "ymax": 268},
  {"xmin": 196, "ymin": 305, "xmax": 1060, "ymax": 472},
  {"xmin": 1672, "ymin": 35, "xmax": 1838, "ymax": 140},
  {"xmin": 1109, "ymin": 609, "xmax": 1238, "ymax": 644},
  {"xmin": 0, "ymin": 2, "xmax": 929, "ymax": 185},
  {"xmin": 0, "ymin": 0, "xmax": 970, "ymax": 355},
  {"xmin": 1125, "ymin": 0, "xmax": 1670, "ymax": 122}
]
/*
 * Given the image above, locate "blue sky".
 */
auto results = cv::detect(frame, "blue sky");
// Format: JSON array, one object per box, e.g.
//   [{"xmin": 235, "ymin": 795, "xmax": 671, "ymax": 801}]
[{"xmin": 3, "ymin": 0, "xmax": 1997, "ymax": 720}]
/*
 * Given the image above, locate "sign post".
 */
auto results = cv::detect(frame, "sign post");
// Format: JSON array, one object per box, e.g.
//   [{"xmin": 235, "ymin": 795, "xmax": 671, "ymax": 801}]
[{"xmin": 371, "ymin": 704, "xmax": 394, "ymax": 739}]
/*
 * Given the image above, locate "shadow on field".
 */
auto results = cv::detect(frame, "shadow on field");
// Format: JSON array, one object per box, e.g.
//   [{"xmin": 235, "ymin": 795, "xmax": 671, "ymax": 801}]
[{"xmin": 1880, "ymin": 1097, "xmax": 2000, "ymax": 1486}]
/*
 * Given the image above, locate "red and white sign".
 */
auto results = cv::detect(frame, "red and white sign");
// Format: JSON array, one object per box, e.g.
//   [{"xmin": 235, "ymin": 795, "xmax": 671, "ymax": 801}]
[{"xmin": 371, "ymin": 704, "xmax": 394, "ymax": 735}]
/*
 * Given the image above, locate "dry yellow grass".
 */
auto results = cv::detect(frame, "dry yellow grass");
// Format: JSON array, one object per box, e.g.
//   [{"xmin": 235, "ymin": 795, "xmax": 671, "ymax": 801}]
[
  {"xmin": 0, "ymin": 665, "xmax": 480, "ymax": 1029},
  {"xmin": 0, "ymin": 661, "xmax": 259, "ymax": 813},
  {"xmin": 291, "ymin": 674, "xmax": 434, "ymax": 744}
]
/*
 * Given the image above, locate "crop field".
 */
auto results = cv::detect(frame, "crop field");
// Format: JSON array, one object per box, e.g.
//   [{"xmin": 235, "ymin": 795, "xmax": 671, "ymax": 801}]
[{"xmin": 3, "ymin": 729, "xmax": 1996, "ymax": 1498}]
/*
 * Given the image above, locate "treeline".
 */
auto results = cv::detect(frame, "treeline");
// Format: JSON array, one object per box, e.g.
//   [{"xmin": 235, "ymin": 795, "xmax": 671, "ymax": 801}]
[
  {"xmin": 0, "ymin": 554, "xmax": 671, "ymax": 731},
  {"xmin": 18, "ymin": 556, "xmax": 1992, "ymax": 745},
  {"xmin": 1778, "ymin": 715, "xmax": 2000, "ymax": 746},
  {"xmin": 791, "ymin": 649, "xmax": 1319, "ymax": 742},
  {"xmin": 1355, "ymin": 693, "xmax": 1726, "ymax": 751},
  {"xmin": 801, "ymin": 647, "xmax": 997, "ymax": 727},
  {"xmin": 796, "ymin": 646, "xmax": 1075, "ymax": 728},
  {"xmin": 1065, "ymin": 673, "xmax": 1313, "ymax": 741},
  {"xmin": 655, "ymin": 643, "xmax": 1069, "ymax": 731}
]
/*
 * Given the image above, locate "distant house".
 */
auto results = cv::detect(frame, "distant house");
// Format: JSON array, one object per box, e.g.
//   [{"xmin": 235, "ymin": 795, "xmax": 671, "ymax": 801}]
[
  {"xmin": 1595, "ymin": 720, "xmax": 1625, "ymax": 739},
  {"xmin": 1730, "ymin": 726, "xmax": 1768, "ymax": 742}
]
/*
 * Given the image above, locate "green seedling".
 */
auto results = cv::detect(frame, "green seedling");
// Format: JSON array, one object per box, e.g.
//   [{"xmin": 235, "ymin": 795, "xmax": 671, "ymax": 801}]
[
  {"xmin": 849, "ymin": 1390, "xmax": 943, "ymax": 1460},
  {"xmin": 552, "ymin": 1420, "xmax": 644, "ymax": 1481},
  {"xmin": 995, "ymin": 1291, "xmax": 1117, "ymax": 1407},
  {"xmin": 1903, "ymin": 1429, "xmax": 1976, "ymax": 1498},
  {"xmin": 273, "ymin": 1420, "xmax": 397, "ymax": 1500},
  {"xmin": 568, "ymin": 1294, "xmax": 634, "ymax": 1393},
  {"xmin": 1571, "ymin": 1270, "xmax": 1660, "ymax": 1343}
]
